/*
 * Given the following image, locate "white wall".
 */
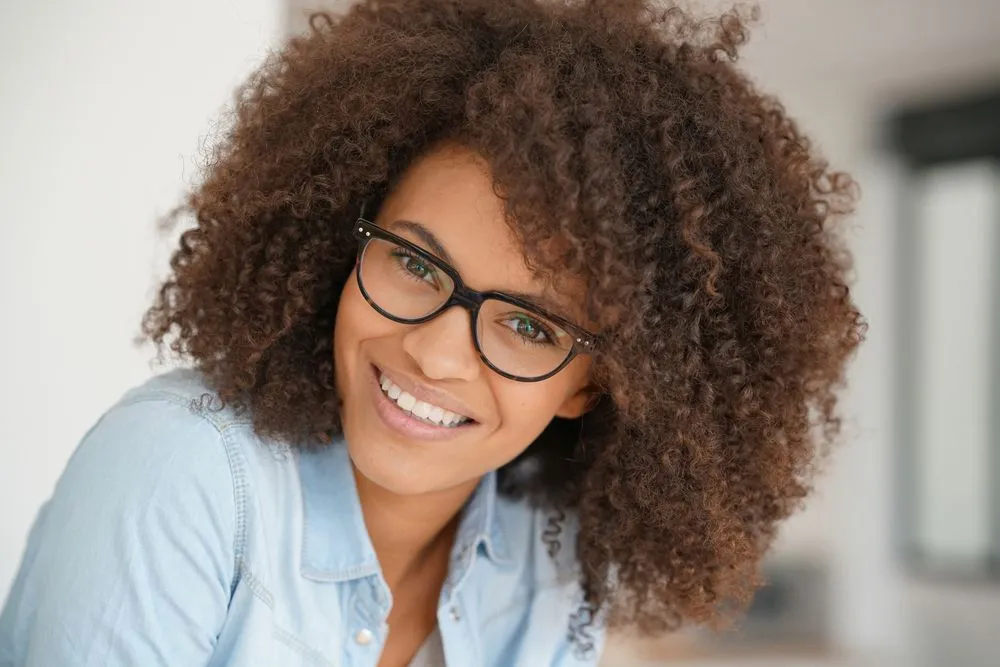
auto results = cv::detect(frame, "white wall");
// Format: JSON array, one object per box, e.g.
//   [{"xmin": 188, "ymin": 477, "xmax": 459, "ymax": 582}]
[
  {"xmin": 0, "ymin": 0, "xmax": 282, "ymax": 602},
  {"xmin": 912, "ymin": 163, "xmax": 999, "ymax": 565},
  {"xmin": 743, "ymin": 55, "xmax": 1000, "ymax": 667}
]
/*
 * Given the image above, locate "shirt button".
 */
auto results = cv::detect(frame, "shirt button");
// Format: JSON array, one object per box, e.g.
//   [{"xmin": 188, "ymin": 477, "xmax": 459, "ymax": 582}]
[
  {"xmin": 449, "ymin": 606, "xmax": 461, "ymax": 622},
  {"xmin": 354, "ymin": 628, "xmax": 374, "ymax": 645}
]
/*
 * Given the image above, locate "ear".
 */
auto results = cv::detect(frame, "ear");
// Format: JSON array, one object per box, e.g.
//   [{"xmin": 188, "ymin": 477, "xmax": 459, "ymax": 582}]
[{"xmin": 554, "ymin": 383, "xmax": 602, "ymax": 420}]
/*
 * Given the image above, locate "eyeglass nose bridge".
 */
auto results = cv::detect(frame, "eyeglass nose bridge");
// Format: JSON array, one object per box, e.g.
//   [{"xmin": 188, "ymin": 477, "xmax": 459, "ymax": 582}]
[
  {"xmin": 445, "ymin": 284, "xmax": 486, "ymax": 314},
  {"xmin": 428, "ymin": 288, "xmax": 488, "ymax": 365},
  {"xmin": 435, "ymin": 288, "xmax": 488, "ymax": 351}
]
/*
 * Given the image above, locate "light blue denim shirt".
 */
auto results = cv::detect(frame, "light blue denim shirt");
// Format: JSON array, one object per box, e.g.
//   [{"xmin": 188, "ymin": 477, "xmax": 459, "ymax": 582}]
[{"xmin": 0, "ymin": 370, "xmax": 605, "ymax": 666}]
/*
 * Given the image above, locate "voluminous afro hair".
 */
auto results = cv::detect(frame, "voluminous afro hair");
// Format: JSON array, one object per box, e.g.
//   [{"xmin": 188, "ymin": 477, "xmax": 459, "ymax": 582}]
[{"xmin": 143, "ymin": 0, "xmax": 866, "ymax": 648}]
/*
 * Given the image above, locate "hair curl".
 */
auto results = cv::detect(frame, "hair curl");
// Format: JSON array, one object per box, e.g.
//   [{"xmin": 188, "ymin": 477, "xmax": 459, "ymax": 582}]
[{"xmin": 143, "ymin": 0, "xmax": 866, "ymax": 646}]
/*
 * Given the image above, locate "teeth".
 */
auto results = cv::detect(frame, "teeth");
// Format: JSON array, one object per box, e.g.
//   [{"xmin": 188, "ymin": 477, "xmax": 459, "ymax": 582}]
[
  {"xmin": 397, "ymin": 392, "xmax": 416, "ymax": 411},
  {"xmin": 378, "ymin": 372, "xmax": 470, "ymax": 427}
]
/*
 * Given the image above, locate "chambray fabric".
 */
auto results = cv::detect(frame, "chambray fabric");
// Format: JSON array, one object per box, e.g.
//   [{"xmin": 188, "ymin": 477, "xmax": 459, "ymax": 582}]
[{"xmin": 0, "ymin": 370, "xmax": 604, "ymax": 666}]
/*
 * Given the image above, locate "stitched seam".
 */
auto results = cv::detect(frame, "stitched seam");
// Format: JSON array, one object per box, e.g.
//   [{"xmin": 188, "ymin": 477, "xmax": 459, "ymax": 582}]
[
  {"xmin": 301, "ymin": 561, "xmax": 381, "ymax": 582},
  {"xmin": 116, "ymin": 392, "xmax": 252, "ymax": 600},
  {"xmin": 298, "ymin": 446, "xmax": 380, "ymax": 582},
  {"xmin": 218, "ymin": 424, "xmax": 249, "ymax": 597},
  {"xmin": 272, "ymin": 625, "xmax": 336, "ymax": 667},
  {"xmin": 116, "ymin": 391, "xmax": 254, "ymax": 431},
  {"xmin": 236, "ymin": 557, "xmax": 274, "ymax": 609}
]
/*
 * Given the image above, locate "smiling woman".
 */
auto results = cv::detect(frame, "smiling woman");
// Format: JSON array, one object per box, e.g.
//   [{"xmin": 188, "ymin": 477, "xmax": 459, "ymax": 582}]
[
  {"xmin": 0, "ymin": 1, "xmax": 865, "ymax": 666},
  {"xmin": 336, "ymin": 145, "xmax": 602, "ymax": 507}
]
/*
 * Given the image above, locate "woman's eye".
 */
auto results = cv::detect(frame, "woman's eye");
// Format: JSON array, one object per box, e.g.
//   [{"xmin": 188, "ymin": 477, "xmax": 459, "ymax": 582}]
[
  {"xmin": 399, "ymin": 255, "xmax": 435, "ymax": 282},
  {"xmin": 504, "ymin": 314, "xmax": 553, "ymax": 345}
]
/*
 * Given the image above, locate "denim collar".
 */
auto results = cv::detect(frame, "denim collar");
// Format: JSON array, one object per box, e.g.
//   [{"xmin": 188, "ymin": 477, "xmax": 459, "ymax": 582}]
[{"xmin": 297, "ymin": 438, "xmax": 511, "ymax": 583}]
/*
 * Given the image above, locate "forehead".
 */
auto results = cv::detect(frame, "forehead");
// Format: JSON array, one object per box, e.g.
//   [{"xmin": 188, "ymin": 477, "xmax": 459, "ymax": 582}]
[
  {"xmin": 379, "ymin": 145, "xmax": 517, "ymax": 262},
  {"xmin": 375, "ymin": 144, "xmax": 589, "ymax": 321}
]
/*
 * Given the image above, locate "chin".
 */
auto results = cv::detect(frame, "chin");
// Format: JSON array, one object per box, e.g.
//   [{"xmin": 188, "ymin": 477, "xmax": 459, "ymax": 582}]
[{"xmin": 343, "ymin": 431, "xmax": 443, "ymax": 496}]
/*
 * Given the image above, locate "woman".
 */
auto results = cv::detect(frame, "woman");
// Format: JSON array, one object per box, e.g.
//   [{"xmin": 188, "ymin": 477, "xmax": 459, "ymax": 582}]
[{"xmin": 0, "ymin": 0, "xmax": 865, "ymax": 665}]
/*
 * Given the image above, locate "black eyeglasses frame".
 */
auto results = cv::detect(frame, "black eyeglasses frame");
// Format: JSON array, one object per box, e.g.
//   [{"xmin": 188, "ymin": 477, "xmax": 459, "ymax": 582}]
[{"xmin": 352, "ymin": 217, "xmax": 597, "ymax": 382}]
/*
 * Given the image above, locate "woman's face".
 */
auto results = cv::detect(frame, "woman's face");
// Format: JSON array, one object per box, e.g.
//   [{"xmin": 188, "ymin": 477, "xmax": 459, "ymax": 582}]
[{"xmin": 334, "ymin": 144, "xmax": 594, "ymax": 497}]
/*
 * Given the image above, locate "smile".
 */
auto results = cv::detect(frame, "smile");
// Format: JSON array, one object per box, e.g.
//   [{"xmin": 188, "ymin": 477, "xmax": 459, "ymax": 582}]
[
  {"xmin": 378, "ymin": 372, "xmax": 472, "ymax": 428},
  {"xmin": 368, "ymin": 364, "xmax": 478, "ymax": 441}
]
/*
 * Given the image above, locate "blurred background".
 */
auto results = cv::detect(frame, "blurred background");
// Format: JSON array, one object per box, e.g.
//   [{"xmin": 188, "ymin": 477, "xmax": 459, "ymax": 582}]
[{"xmin": 1, "ymin": 1, "xmax": 998, "ymax": 666}]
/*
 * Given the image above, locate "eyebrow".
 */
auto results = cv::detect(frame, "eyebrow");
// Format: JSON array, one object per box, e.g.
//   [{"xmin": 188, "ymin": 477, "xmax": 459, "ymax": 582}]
[
  {"xmin": 387, "ymin": 219, "xmax": 576, "ymax": 322},
  {"xmin": 391, "ymin": 220, "xmax": 457, "ymax": 267}
]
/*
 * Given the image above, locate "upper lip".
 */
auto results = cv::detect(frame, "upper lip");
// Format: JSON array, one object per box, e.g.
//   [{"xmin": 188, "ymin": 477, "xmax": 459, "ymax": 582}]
[{"xmin": 374, "ymin": 364, "xmax": 481, "ymax": 423}]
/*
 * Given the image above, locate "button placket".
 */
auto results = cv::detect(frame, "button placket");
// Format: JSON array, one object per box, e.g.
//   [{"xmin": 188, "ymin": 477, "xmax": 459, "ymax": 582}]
[{"xmin": 349, "ymin": 578, "xmax": 387, "ymax": 655}]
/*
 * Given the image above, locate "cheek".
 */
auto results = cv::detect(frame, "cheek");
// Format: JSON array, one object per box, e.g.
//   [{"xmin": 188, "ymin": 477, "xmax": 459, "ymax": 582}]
[
  {"xmin": 493, "ymin": 382, "xmax": 570, "ymax": 439},
  {"xmin": 333, "ymin": 282, "xmax": 355, "ymax": 365},
  {"xmin": 333, "ymin": 274, "xmax": 373, "ymax": 390}
]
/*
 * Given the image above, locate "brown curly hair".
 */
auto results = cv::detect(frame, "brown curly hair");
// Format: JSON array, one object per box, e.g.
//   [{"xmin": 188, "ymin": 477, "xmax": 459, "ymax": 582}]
[{"xmin": 143, "ymin": 0, "xmax": 865, "ymax": 647}]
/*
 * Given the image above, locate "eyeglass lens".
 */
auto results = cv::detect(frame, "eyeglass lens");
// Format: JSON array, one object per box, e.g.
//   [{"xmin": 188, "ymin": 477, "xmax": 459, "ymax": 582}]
[{"xmin": 358, "ymin": 237, "xmax": 574, "ymax": 379}]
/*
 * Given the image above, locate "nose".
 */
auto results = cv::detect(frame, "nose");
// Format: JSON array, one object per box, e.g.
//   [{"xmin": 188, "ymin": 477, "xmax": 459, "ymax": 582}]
[{"xmin": 401, "ymin": 305, "xmax": 482, "ymax": 382}]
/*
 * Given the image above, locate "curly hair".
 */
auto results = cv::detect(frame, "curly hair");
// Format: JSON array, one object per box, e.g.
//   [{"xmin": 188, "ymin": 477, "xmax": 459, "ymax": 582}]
[{"xmin": 143, "ymin": 0, "xmax": 865, "ymax": 646}]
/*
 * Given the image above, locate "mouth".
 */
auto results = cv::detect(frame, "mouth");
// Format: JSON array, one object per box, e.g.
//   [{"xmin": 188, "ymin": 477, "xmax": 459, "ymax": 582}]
[{"xmin": 369, "ymin": 364, "xmax": 478, "ymax": 439}]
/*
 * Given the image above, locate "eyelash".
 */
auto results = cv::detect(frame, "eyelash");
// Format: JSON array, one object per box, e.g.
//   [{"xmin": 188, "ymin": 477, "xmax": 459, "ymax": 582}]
[
  {"xmin": 390, "ymin": 248, "xmax": 440, "ymax": 287},
  {"xmin": 499, "ymin": 314, "xmax": 556, "ymax": 347}
]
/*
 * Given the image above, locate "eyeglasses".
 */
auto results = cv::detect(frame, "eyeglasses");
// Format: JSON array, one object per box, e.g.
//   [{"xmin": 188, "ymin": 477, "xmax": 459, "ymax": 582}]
[{"xmin": 353, "ymin": 218, "xmax": 597, "ymax": 382}]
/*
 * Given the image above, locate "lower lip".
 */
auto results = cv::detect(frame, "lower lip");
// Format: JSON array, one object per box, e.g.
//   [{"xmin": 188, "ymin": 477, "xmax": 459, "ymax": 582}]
[{"xmin": 369, "ymin": 364, "xmax": 476, "ymax": 442}]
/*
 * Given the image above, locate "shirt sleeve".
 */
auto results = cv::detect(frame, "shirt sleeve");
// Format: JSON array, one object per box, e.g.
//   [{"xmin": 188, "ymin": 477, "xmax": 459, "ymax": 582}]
[{"xmin": 0, "ymin": 396, "xmax": 238, "ymax": 667}]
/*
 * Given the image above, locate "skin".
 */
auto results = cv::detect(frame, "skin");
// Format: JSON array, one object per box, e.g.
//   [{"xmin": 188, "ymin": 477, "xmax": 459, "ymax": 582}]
[{"xmin": 332, "ymin": 142, "xmax": 595, "ymax": 666}]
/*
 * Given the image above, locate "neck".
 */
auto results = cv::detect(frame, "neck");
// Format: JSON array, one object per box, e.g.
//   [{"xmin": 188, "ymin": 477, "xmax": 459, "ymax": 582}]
[{"xmin": 352, "ymin": 468, "xmax": 480, "ymax": 590}]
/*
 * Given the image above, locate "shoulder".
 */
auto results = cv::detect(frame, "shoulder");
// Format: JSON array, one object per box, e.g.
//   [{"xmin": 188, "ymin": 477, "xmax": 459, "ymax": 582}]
[
  {"xmin": 84, "ymin": 367, "xmax": 308, "ymax": 530},
  {"xmin": 16, "ymin": 369, "xmax": 292, "ymax": 608},
  {"xmin": 116, "ymin": 367, "xmax": 253, "ymax": 429},
  {"xmin": 38, "ymin": 367, "xmax": 298, "ymax": 574},
  {"xmin": 73, "ymin": 368, "xmax": 255, "ymax": 495},
  {"xmin": 50, "ymin": 369, "xmax": 251, "ymax": 539},
  {"xmin": 103, "ymin": 367, "xmax": 300, "ymax": 485},
  {"xmin": 0, "ymin": 370, "xmax": 260, "ymax": 664}
]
